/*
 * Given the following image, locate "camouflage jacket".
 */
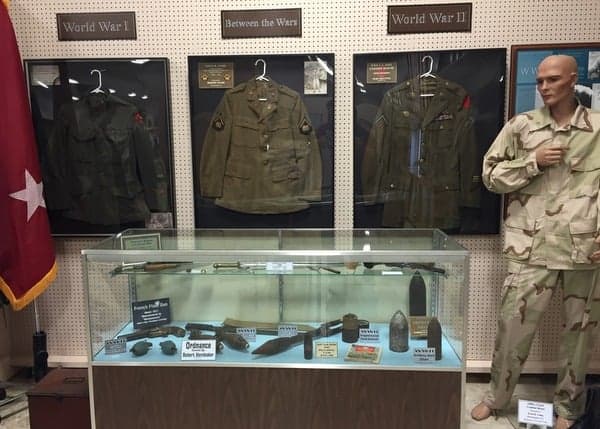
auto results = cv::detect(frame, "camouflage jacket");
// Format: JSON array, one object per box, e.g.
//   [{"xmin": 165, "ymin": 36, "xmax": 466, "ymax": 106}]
[
  {"xmin": 361, "ymin": 76, "xmax": 480, "ymax": 229},
  {"xmin": 483, "ymin": 105, "xmax": 600, "ymax": 270},
  {"xmin": 43, "ymin": 94, "xmax": 168, "ymax": 225},
  {"xmin": 199, "ymin": 79, "xmax": 322, "ymax": 214}
]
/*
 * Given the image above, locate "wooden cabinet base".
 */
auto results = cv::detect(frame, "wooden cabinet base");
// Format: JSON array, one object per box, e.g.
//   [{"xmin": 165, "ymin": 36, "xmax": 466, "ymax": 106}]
[{"xmin": 92, "ymin": 366, "xmax": 461, "ymax": 428}]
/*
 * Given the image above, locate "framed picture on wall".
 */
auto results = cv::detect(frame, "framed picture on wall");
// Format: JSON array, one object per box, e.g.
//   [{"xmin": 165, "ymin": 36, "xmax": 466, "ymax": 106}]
[
  {"xmin": 353, "ymin": 49, "xmax": 506, "ymax": 234},
  {"xmin": 188, "ymin": 54, "xmax": 334, "ymax": 228},
  {"xmin": 24, "ymin": 58, "xmax": 175, "ymax": 236},
  {"xmin": 510, "ymin": 43, "xmax": 600, "ymax": 117}
]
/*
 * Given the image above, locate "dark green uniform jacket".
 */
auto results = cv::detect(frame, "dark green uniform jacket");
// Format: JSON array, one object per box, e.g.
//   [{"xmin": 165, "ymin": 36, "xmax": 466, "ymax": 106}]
[
  {"xmin": 43, "ymin": 94, "xmax": 168, "ymax": 225},
  {"xmin": 199, "ymin": 79, "xmax": 322, "ymax": 214},
  {"xmin": 361, "ymin": 76, "xmax": 481, "ymax": 229}
]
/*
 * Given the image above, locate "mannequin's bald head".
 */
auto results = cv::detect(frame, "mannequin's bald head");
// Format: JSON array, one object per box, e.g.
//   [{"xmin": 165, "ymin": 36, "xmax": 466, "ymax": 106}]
[
  {"xmin": 538, "ymin": 55, "xmax": 578, "ymax": 75},
  {"xmin": 536, "ymin": 55, "xmax": 578, "ymax": 111}
]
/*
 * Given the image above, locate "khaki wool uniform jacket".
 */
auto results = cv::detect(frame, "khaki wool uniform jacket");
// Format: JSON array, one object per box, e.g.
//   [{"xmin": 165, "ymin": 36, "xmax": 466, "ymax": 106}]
[
  {"xmin": 199, "ymin": 79, "xmax": 322, "ymax": 214},
  {"xmin": 483, "ymin": 105, "xmax": 600, "ymax": 271},
  {"xmin": 44, "ymin": 94, "xmax": 168, "ymax": 225},
  {"xmin": 361, "ymin": 76, "xmax": 481, "ymax": 229}
]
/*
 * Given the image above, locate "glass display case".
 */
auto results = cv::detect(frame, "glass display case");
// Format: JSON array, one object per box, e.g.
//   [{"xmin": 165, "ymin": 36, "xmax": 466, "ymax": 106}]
[{"xmin": 83, "ymin": 228, "xmax": 469, "ymax": 429}]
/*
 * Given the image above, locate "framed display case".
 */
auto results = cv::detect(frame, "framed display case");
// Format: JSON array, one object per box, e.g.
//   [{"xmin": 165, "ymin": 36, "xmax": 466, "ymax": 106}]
[
  {"xmin": 353, "ymin": 49, "xmax": 506, "ymax": 234},
  {"xmin": 83, "ymin": 228, "xmax": 468, "ymax": 428},
  {"xmin": 24, "ymin": 58, "xmax": 175, "ymax": 235},
  {"xmin": 188, "ymin": 54, "xmax": 334, "ymax": 228},
  {"xmin": 509, "ymin": 43, "xmax": 600, "ymax": 117}
]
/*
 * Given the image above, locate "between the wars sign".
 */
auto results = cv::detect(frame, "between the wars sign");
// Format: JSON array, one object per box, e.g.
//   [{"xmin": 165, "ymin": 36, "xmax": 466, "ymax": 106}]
[{"xmin": 221, "ymin": 8, "xmax": 302, "ymax": 38}]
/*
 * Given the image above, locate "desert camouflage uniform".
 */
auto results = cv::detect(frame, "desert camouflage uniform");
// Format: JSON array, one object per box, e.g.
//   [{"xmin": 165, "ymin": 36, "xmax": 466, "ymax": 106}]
[{"xmin": 482, "ymin": 104, "xmax": 600, "ymax": 420}]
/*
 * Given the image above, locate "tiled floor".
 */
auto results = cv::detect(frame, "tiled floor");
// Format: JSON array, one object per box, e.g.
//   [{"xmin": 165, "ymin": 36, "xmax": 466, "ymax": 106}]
[
  {"xmin": 0, "ymin": 381, "xmax": 30, "ymax": 429},
  {"xmin": 464, "ymin": 374, "xmax": 556, "ymax": 429},
  {"xmin": 0, "ymin": 372, "xmax": 591, "ymax": 428}
]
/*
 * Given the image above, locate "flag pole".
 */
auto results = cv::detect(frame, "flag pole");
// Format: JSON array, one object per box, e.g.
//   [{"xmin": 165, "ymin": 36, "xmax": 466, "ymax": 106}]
[
  {"xmin": 32, "ymin": 300, "xmax": 47, "ymax": 382},
  {"xmin": 33, "ymin": 300, "xmax": 40, "ymax": 333}
]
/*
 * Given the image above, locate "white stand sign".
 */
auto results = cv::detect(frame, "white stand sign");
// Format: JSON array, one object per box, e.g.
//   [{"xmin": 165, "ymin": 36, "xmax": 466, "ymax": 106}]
[{"xmin": 518, "ymin": 399, "xmax": 553, "ymax": 428}]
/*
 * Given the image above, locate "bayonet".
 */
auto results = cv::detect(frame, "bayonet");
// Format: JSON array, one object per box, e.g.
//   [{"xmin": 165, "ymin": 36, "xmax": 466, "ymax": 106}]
[
  {"xmin": 363, "ymin": 262, "xmax": 446, "ymax": 275},
  {"xmin": 110, "ymin": 262, "xmax": 193, "ymax": 276},
  {"xmin": 117, "ymin": 325, "xmax": 186, "ymax": 342}
]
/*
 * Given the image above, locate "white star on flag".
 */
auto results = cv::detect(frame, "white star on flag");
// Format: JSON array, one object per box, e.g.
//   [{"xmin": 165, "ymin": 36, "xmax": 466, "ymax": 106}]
[{"xmin": 9, "ymin": 169, "xmax": 46, "ymax": 221}]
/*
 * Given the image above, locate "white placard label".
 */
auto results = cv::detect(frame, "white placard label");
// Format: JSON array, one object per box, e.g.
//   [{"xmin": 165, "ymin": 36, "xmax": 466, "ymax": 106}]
[
  {"xmin": 518, "ymin": 399, "xmax": 553, "ymax": 427},
  {"xmin": 31, "ymin": 65, "xmax": 60, "ymax": 86},
  {"xmin": 120, "ymin": 232, "xmax": 161, "ymax": 250},
  {"xmin": 315, "ymin": 342, "xmax": 338, "ymax": 358},
  {"xmin": 181, "ymin": 340, "xmax": 216, "ymax": 361},
  {"xmin": 266, "ymin": 262, "xmax": 293, "ymax": 273},
  {"xmin": 104, "ymin": 338, "xmax": 126, "ymax": 354},
  {"xmin": 358, "ymin": 328, "xmax": 380, "ymax": 342},
  {"xmin": 278, "ymin": 324, "xmax": 298, "ymax": 337},
  {"xmin": 236, "ymin": 327, "xmax": 256, "ymax": 342},
  {"xmin": 413, "ymin": 347, "xmax": 436, "ymax": 363}
]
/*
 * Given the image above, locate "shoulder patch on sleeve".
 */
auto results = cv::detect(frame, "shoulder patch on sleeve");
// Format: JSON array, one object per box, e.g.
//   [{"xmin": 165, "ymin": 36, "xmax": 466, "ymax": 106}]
[
  {"xmin": 212, "ymin": 115, "xmax": 225, "ymax": 131},
  {"xmin": 461, "ymin": 95, "xmax": 471, "ymax": 110},
  {"xmin": 374, "ymin": 114, "xmax": 387, "ymax": 126},
  {"xmin": 134, "ymin": 112, "xmax": 144, "ymax": 124},
  {"xmin": 299, "ymin": 116, "xmax": 313, "ymax": 135}
]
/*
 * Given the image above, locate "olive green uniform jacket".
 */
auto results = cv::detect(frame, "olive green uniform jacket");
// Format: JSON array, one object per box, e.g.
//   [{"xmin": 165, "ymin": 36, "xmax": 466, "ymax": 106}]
[
  {"xmin": 199, "ymin": 79, "xmax": 322, "ymax": 214},
  {"xmin": 43, "ymin": 94, "xmax": 168, "ymax": 225},
  {"xmin": 361, "ymin": 76, "xmax": 481, "ymax": 229}
]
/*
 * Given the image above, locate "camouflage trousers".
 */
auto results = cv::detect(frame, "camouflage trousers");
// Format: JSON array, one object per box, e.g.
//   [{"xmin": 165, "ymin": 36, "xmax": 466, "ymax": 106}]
[{"xmin": 484, "ymin": 264, "xmax": 600, "ymax": 420}]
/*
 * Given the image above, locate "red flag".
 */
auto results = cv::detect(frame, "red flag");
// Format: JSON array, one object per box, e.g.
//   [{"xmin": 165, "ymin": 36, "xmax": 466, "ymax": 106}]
[{"xmin": 0, "ymin": 3, "xmax": 57, "ymax": 310}]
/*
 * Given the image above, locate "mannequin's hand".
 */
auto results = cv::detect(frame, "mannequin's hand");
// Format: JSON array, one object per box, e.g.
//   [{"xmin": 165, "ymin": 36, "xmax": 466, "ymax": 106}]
[
  {"xmin": 536, "ymin": 145, "xmax": 566, "ymax": 167},
  {"xmin": 589, "ymin": 235, "xmax": 600, "ymax": 262},
  {"xmin": 590, "ymin": 251, "xmax": 600, "ymax": 262}
]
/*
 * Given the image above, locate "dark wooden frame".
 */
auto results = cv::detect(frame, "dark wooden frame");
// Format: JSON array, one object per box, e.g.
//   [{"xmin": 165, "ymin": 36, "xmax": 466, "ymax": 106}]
[
  {"xmin": 353, "ymin": 48, "xmax": 506, "ymax": 234},
  {"xmin": 187, "ymin": 54, "xmax": 335, "ymax": 229},
  {"xmin": 504, "ymin": 43, "xmax": 600, "ymax": 218},
  {"xmin": 23, "ymin": 58, "xmax": 176, "ymax": 236},
  {"xmin": 509, "ymin": 42, "xmax": 600, "ymax": 117}
]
